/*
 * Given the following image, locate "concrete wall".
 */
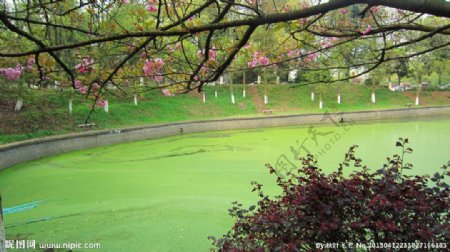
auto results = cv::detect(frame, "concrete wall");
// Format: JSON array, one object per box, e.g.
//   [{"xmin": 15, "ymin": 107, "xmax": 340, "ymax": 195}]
[{"xmin": 1, "ymin": 106, "xmax": 449, "ymax": 170}]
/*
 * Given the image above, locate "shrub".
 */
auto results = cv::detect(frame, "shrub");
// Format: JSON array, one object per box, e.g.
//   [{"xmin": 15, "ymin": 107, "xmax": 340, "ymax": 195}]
[{"xmin": 210, "ymin": 138, "xmax": 449, "ymax": 251}]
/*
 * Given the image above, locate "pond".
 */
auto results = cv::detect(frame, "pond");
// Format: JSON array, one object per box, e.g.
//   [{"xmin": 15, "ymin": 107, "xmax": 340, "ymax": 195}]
[{"xmin": 1, "ymin": 116, "xmax": 449, "ymax": 251}]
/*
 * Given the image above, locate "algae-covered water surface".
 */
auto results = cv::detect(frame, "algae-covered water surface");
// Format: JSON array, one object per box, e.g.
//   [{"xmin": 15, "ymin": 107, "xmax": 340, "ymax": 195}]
[{"xmin": 1, "ymin": 117, "xmax": 449, "ymax": 251}]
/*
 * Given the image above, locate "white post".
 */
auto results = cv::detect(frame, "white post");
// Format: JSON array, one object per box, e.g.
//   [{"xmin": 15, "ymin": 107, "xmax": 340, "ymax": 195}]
[
  {"xmin": 371, "ymin": 92, "xmax": 376, "ymax": 103},
  {"xmin": 337, "ymin": 94, "xmax": 341, "ymax": 104},
  {"xmin": 319, "ymin": 99, "xmax": 323, "ymax": 109},
  {"xmin": 243, "ymin": 89, "xmax": 246, "ymax": 98},
  {"xmin": 311, "ymin": 92, "xmax": 315, "ymax": 101},
  {"xmin": 140, "ymin": 77, "xmax": 144, "ymax": 86},
  {"xmin": 219, "ymin": 76, "xmax": 224, "ymax": 85},
  {"xmin": 257, "ymin": 76, "xmax": 261, "ymax": 84},
  {"xmin": 215, "ymin": 90, "xmax": 218, "ymax": 98},
  {"xmin": 0, "ymin": 194, "xmax": 6, "ymax": 252},
  {"xmin": 264, "ymin": 95, "xmax": 269, "ymax": 105},
  {"xmin": 69, "ymin": 99, "xmax": 73, "ymax": 114},
  {"xmin": 276, "ymin": 76, "xmax": 280, "ymax": 85},
  {"xmin": 14, "ymin": 98, "xmax": 23, "ymax": 111},
  {"xmin": 104, "ymin": 100, "xmax": 109, "ymax": 113},
  {"xmin": 231, "ymin": 94, "xmax": 235, "ymax": 104},
  {"xmin": 134, "ymin": 94, "xmax": 138, "ymax": 106},
  {"xmin": 202, "ymin": 92, "xmax": 206, "ymax": 103},
  {"xmin": 415, "ymin": 96, "xmax": 419, "ymax": 106}
]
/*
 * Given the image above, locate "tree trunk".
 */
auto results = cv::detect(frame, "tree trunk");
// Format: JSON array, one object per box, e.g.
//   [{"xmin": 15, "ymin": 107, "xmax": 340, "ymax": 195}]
[{"xmin": 0, "ymin": 194, "xmax": 6, "ymax": 252}]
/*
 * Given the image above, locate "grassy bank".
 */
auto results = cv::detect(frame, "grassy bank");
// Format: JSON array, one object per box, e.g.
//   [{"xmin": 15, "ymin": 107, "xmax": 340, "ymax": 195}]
[{"xmin": 1, "ymin": 83, "xmax": 449, "ymax": 144}]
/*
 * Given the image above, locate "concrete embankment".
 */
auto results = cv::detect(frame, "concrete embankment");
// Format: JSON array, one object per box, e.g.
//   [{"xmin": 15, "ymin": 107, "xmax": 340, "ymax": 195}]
[{"xmin": 1, "ymin": 106, "xmax": 449, "ymax": 170}]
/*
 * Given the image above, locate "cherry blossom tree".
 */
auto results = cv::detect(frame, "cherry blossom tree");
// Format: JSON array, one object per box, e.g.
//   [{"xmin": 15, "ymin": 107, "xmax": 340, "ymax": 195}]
[{"xmin": 0, "ymin": 0, "xmax": 449, "ymax": 121}]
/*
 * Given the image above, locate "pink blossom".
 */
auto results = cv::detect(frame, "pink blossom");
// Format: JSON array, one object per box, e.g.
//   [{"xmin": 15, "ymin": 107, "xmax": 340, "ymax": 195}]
[
  {"xmin": 197, "ymin": 50, "xmax": 203, "ymax": 59},
  {"xmin": 258, "ymin": 56, "xmax": 270, "ymax": 66},
  {"xmin": 301, "ymin": 2, "xmax": 309, "ymax": 9},
  {"xmin": 340, "ymin": 8, "xmax": 348, "ymax": 14},
  {"xmin": 371, "ymin": 6, "xmax": 379, "ymax": 14},
  {"xmin": 0, "ymin": 64, "xmax": 22, "ymax": 80},
  {"xmin": 287, "ymin": 49, "xmax": 300, "ymax": 58},
  {"xmin": 153, "ymin": 75, "xmax": 163, "ymax": 83},
  {"xmin": 197, "ymin": 48, "xmax": 217, "ymax": 61},
  {"xmin": 244, "ymin": 43, "xmax": 252, "ymax": 49},
  {"xmin": 307, "ymin": 53, "xmax": 318, "ymax": 61},
  {"xmin": 143, "ymin": 58, "xmax": 164, "ymax": 76},
  {"xmin": 209, "ymin": 48, "xmax": 217, "ymax": 60},
  {"xmin": 321, "ymin": 41, "xmax": 332, "ymax": 48},
  {"xmin": 74, "ymin": 80, "xmax": 83, "ymax": 89},
  {"xmin": 122, "ymin": 0, "xmax": 130, "ymax": 4},
  {"xmin": 27, "ymin": 57, "xmax": 35, "ymax": 71},
  {"xmin": 75, "ymin": 57, "xmax": 95, "ymax": 74},
  {"xmin": 146, "ymin": 4, "xmax": 158, "ymax": 12},
  {"xmin": 247, "ymin": 60, "xmax": 257, "ymax": 68},
  {"xmin": 92, "ymin": 82, "xmax": 101, "ymax": 90},
  {"xmin": 79, "ymin": 86, "xmax": 87, "ymax": 94},
  {"xmin": 361, "ymin": 25, "xmax": 372, "ymax": 35},
  {"xmin": 97, "ymin": 99, "xmax": 105, "ymax": 108},
  {"xmin": 155, "ymin": 58, "xmax": 164, "ymax": 68},
  {"xmin": 162, "ymin": 88, "xmax": 174, "ymax": 96}
]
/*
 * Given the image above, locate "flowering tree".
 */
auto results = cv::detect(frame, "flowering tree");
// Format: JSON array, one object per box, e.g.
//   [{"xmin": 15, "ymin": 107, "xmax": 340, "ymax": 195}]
[{"xmin": 0, "ymin": 0, "xmax": 449, "ymax": 120}]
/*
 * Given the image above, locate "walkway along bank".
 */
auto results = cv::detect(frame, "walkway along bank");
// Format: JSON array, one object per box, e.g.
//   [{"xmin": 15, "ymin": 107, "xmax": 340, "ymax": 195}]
[{"xmin": 1, "ymin": 106, "xmax": 450, "ymax": 170}]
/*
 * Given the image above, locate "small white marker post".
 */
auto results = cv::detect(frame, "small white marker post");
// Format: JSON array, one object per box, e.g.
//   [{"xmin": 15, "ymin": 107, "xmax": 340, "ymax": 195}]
[
  {"xmin": 243, "ymin": 89, "xmax": 246, "ymax": 98},
  {"xmin": 104, "ymin": 100, "xmax": 109, "ymax": 113},
  {"xmin": 257, "ymin": 76, "xmax": 261, "ymax": 84},
  {"xmin": 337, "ymin": 94, "xmax": 341, "ymax": 104},
  {"xmin": 202, "ymin": 92, "xmax": 206, "ymax": 103},
  {"xmin": 231, "ymin": 94, "xmax": 235, "ymax": 104},
  {"xmin": 319, "ymin": 99, "xmax": 323, "ymax": 109},
  {"xmin": 14, "ymin": 98, "xmax": 23, "ymax": 111},
  {"xmin": 139, "ymin": 77, "xmax": 144, "ymax": 86},
  {"xmin": 69, "ymin": 98, "xmax": 73, "ymax": 114},
  {"xmin": 311, "ymin": 92, "xmax": 315, "ymax": 101},
  {"xmin": 371, "ymin": 92, "xmax": 376, "ymax": 104},
  {"xmin": 276, "ymin": 76, "xmax": 280, "ymax": 85},
  {"xmin": 134, "ymin": 94, "xmax": 138, "ymax": 106},
  {"xmin": 415, "ymin": 96, "xmax": 419, "ymax": 106},
  {"xmin": 219, "ymin": 76, "xmax": 224, "ymax": 85},
  {"xmin": 264, "ymin": 95, "xmax": 269, "ymax": 105}
]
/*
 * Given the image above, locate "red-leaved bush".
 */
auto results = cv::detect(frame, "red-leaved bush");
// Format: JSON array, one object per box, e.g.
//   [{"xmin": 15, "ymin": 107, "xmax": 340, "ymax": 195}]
[{"xmin": 210, "ymin": 138, "xmax": 449, "ymax": 251}]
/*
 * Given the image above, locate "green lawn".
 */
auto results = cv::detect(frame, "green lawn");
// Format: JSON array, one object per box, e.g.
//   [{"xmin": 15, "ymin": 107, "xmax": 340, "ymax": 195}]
[{"xmin": 1, "ymin": 83, "xmax": 449, "ymax": 144}]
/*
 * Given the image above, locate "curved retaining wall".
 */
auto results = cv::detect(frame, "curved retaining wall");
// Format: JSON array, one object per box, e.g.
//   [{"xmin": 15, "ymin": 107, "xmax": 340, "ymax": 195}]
[{"xmin": 1, "ymin": 106, "xmax": 450, "ymax": 170}]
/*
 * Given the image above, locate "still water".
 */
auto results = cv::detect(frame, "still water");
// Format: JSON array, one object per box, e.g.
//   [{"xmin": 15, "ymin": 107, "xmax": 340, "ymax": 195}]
[{"xmin": 0, "ymin": 116, "xmax": 449, "ymax": 251}]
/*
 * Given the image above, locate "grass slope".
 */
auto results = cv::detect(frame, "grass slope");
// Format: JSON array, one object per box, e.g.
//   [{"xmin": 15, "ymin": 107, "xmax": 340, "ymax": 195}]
[{"xmin": 0, "ymin": 83, "xmax": 449, "ymax": 144}]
